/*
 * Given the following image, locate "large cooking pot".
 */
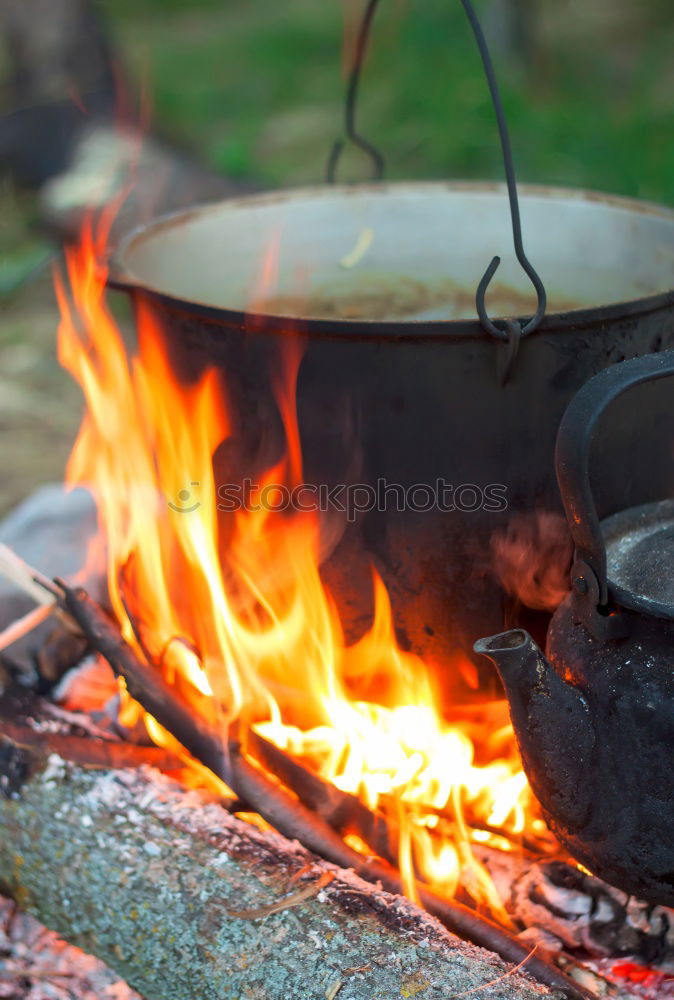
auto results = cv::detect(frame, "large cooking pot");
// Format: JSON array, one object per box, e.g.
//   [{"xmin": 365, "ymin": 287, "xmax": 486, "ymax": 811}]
[{"xmin": 109, "ymin": 182, "xmax": 674, "ymax": 704}]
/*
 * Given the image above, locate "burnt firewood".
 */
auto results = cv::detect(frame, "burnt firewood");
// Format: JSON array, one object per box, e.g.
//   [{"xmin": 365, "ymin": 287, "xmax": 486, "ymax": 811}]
[
  {"xmin": 0, "ymin": 739, "xmax": 32, "ymax": 800},
  {"xmin": 59, "ymin": 584, "xmax": 234, "ymax": 781},
  {"xmin": 0, "ymin": 892, "xmax": 143, "ymax": 1000},
  {"xmin": 55, "ymin": 581, "xmax": 593, "ymax": 1000},
  {"xmin": 0, "ymin": 550, "xmax": 595, "ymax": 998},
  {"xmin": 0, "ymin": 663, "xmax": 8, "ymax": 698},
  {"xmin": 474, "ymin": 844, "xmax": 674, "ymax": 971},
  {"xmin": 511, "ymin": 859, "xmax": 674, "ymax": 970},
  {"xmin": 0, "ymin": 689, "xmax": 183, "ymax": 774},
  {"xmin": 0, "ymin": 753, "xmax": 570, "ymax": 1000},
  {"xmin": 0, "ymin": 721, "xmax": 182, "ymax": 774}
]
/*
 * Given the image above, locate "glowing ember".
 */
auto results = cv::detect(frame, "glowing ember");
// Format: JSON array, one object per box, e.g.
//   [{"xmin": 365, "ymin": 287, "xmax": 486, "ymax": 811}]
[{"xmin": 55, "ymin": 218, "xmax": 541, "ymax": 919}]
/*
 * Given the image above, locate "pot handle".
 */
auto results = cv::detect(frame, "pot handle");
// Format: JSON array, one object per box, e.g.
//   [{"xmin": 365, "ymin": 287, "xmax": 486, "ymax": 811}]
[
  {"xmin": 326, "ymin": 0, "xmax": 547, "ymax": 346},
  {"xmin": 555, "ymin": 350, "xmax": 674, "ymax": 635}
]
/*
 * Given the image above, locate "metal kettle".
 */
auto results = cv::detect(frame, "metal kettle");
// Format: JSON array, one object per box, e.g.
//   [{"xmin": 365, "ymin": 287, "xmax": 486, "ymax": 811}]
[{"xmin": 475, "ymin": 350, "xmax": 674, "ymax": 905}]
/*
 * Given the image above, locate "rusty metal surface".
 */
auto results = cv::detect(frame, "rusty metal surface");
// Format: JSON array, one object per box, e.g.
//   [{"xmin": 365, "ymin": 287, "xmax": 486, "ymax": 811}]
[
  {"xmin": 477, "ymin": 613, "xmax": 674, "ymax": 907},
  {"xmin": 545, "ymin": 603, "xmax": 674, "ymax": 906}
]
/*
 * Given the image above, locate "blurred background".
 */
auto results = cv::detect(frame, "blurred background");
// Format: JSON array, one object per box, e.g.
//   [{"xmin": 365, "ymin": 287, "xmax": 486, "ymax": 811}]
[{"xmin": 1, "ymin": 0, "xmax": 673, "ymax": 516}]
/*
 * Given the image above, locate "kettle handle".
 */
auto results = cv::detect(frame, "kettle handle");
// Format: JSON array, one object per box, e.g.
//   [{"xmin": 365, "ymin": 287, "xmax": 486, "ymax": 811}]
[{"xmin": 555, "ymin": 350, "xmax": 674, "ymax": 627}]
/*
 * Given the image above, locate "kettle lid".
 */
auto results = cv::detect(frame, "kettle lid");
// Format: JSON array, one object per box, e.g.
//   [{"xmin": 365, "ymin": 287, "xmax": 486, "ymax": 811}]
[{"xmin": 602, "ymin": 499, "xmax": 674, "ymax": 620}]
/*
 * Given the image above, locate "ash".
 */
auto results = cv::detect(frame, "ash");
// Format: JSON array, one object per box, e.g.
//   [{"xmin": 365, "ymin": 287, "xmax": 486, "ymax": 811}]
[{"xmin": 0, "ymin": 896, "xmax": 142, "ymax": 1000}]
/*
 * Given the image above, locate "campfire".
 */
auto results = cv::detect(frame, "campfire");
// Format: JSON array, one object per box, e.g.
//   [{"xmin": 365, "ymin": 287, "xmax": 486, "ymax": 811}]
[
  {"xmin": 57, "ymin": 221, "xmax": 536, "ymax": 916},
  {"xmin": 0, "ymin": 200, "xmax": 673, "ymax": 1000},
  {"xmin": 3, "ymin": 2, "xmax": 674, "ymax": 997}
]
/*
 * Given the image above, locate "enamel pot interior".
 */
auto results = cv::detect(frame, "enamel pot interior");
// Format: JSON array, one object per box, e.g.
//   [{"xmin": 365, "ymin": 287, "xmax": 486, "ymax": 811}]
[{"xmin": 112, "ymin": 182, "xmax": 674, "ymax": 327}]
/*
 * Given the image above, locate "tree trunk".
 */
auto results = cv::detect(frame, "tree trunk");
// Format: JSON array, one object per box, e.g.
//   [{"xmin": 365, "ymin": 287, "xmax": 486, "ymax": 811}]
[{"xmin": 0, "ymin": 749, "xmax": 559, "ymax": 1000}]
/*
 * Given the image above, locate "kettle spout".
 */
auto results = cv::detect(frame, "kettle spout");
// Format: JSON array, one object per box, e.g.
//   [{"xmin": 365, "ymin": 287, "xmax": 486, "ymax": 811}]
[
  {"xmin": 474, "ymin": 629, "xmax": 595, "ymax": 834},
  {"xmin": 473, "ymin": 628, "xmax": 540, "ymax": 691}
]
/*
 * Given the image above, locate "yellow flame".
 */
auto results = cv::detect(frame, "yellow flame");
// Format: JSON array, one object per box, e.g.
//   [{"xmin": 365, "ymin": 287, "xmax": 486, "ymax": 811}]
[{"xmin": 56, "ymin": 223, "xmax": 537, "ymax": 918}]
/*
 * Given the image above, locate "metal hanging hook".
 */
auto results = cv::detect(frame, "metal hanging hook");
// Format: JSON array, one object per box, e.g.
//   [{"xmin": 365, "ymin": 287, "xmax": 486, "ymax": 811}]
[
  {"xmin": 326, "ymin": 0, "xmax": 547, "ymax": 342},
  {"xmin": 326, "ymin": 0, "xmax": 385, "ymax": 184},
  {"xmin": 459, "ymin": 0, "xmax": 546, "ymax": 340}
]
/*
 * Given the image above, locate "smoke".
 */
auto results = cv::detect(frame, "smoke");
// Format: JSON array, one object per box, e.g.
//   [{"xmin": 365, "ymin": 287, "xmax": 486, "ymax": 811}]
[{"xmin": 491, "ymin": 511, "xmax": 572, "ymax": 613}]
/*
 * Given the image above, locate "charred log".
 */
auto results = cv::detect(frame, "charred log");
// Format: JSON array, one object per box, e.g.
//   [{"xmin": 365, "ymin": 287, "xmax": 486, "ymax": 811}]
[
  {"xmin": 247, "ymin": 728, "xmax": 398, "ymax": 863},
  {"xmin": 0, "ymin": 718, "xmax": 182, "ymax": 774}
]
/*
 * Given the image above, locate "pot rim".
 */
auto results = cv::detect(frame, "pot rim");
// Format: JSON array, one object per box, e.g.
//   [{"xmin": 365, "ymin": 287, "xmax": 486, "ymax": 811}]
[{"xmin": 108, "ymin": 181, "xmax": 674, "ymax": 341}]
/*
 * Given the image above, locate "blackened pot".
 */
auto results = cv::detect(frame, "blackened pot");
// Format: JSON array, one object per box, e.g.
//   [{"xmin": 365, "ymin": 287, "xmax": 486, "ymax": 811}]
[{"xmin": 108, "ymin": 182, "xmax": 674, "ymax": 705}]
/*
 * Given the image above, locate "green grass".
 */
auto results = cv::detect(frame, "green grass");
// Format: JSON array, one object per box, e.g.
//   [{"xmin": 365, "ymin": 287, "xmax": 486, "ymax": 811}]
[{"xmin": 99, "ymin": 0, "xmax": 674, "ymax": 203}]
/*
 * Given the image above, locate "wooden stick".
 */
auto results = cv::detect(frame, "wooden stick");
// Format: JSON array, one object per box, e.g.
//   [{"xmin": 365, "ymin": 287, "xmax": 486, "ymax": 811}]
[
  {"xmin": 0, "ymin": 544, "xmax": 58, "ymax": 606},
  {"xmin": 0, "ymin": 603, "xmax": 55, "ymax": 652},
  {"xmin": 247, "ymin": 729, "xmax": 398, "ymax": 863},
  {"xmin": 58, "ymin": 583, "xmax": 232, "ymax": 782}
]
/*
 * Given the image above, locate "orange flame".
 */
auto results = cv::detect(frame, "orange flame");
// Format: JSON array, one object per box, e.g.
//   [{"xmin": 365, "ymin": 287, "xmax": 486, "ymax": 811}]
[{"xmin": 56, "ymin": 223, "xmax": 539, "ymax": 920}]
